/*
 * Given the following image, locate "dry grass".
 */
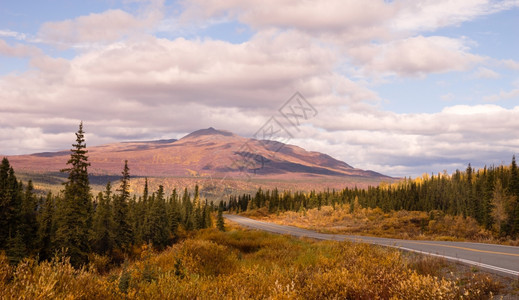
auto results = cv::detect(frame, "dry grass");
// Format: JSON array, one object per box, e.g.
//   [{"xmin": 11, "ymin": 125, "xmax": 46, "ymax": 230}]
[
  {"xmin": 0, "ymin": 227, "xmax": 509, "ymax": 299},
  {"xmin": 248, "ymin": 205, "xmax": 514, "ymax": 244}
]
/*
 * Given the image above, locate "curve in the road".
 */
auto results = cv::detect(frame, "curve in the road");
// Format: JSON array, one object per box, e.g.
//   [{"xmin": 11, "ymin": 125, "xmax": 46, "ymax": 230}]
[{"xmin": 224, "ymin": 214, "xmax": 519, "ymax": 278}]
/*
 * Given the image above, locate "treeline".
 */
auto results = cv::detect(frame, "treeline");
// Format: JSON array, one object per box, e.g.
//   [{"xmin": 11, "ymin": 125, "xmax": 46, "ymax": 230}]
[
  {"xmin": 227, "ymin": 158, "xmax": 519, "ymax": 238},
  {"xmin": 0, "ymin": 123, "xmax": 224, "ymax": 267}
]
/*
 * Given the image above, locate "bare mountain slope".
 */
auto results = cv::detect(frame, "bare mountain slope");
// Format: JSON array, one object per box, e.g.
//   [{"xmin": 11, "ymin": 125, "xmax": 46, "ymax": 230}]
[{"xmin": 6, "ymin": 128, "xmax": 391, "ymax": 183}]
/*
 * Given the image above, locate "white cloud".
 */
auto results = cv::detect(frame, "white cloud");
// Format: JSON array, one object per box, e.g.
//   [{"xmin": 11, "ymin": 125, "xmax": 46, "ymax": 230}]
[
  {"xmin": 392, "ymin": 0, "xmax": 519, "ymax": 32},
  {"xmin": 0, "ymin": 39, "xmax": 41, "ymax": 57},
  {"xmin": 0, "ymin": 30, "xmax": 372, "ymax": 153},
  {"xmin": 348, "ymin": 36, "xmax": 483, "ymax": 77},
  {"xmin": 37, "ymin": 2, "xmax": 165, "ymax": 48},
  {"xmin": 179, "ymin": 0, "xmax": 519, "ymax": 40},
  {"xmin": 483, "ymin": 89, "xmax": 519, "ymax": 102},
  {"xmin": 185, "ymin": 0, "xmax": 394, "ymax": 34},
  {"xmin": 1, "ymin": 0, "xmax": 518, "ymax": 179},
  {"xmin": 501, "ymin": 59, "xmax": 519, "ymax": 70},
  {"xmin": 296, "ymin": 104, "xmax": 519, "ymax": 176},
  {"xmin": 175, "ymin": 0, "xmax": 505, "ymax": 80},
  {"xmin": 60, "ymin": 31, "xmax": 341, "ymax": 108},
  {"xmin": 441, "ymin": 93, "xmax": 455, "ymax": 101},
  {"xmin": 0, "ymin": 29, "xmax": 27, "ymax": 41},
  {"xmin": 38, "ymin": 10, "xmax": 146, "ymax": 46},
  {"xmin": 472, "ymin": 67, "xmax": 500, "ymax": 79}
]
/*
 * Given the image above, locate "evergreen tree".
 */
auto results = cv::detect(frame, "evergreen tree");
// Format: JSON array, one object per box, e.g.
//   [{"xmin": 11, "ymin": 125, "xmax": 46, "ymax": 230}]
[
  {"xmin": 132, "ymin": 178, "xmax": 149, "ymax": 244},
  {"xmin": 19, "ymin": 180, "xmax": 38, "ymax": 251},
  {"xmin": 217, "ymin": 202, "xmax": 225, "ymax": 232},
  {"xmin": 509, "ymin": 155, "xmax": 519, "ymax": 196},
  {"xmin": 509, "ymin": 156, "xmax": 519, "ymax": 236},
  {"xmin": 491, "ymin": 179, "xmax": 509, "ymax": 235},
  {"xmin": 0, "ymin": 158, "xmax": 22, "ymax": 252},
  {"xmin": 113, "ymin": 160, "xmax": 133, "ymax": 251},
  {"xmin": 6, "ymin": 230, "xmax": 26, "ymax": 265},
  {"xmin": 37, "ymin": 192, "xmax": 55, "ymax": 261},
  {"xmin": 166, "ymin": 189, "xmax": 181, "ymax": 239},
  {"xmin": 142, "ymin": 186, "xmax": 170, "ymax": 249},
  {"xmin": 127, "ymin": 195, "xmax": 139, "ymax": 244},
  {"xmin": 193, "ymin": 205, "xmax": 203, "ymax": 230},
  {"xmin": 193, "ymin": 184, "xmax": 200, "ymax": 208},
  {"xmin": 143, "ymin": 177, "xmax": 149, "ymax": 202},
  {"xmin": 92, "ymin": 182, "xmax": 115, "ymax": 254},
  {"xmin": 54, "ymin": 122, "xmax": 93, "ymax": 267},
  {"xmin": 181, "ymin": 188, "xmax": 193, "ymax": 230},
  {"xmin": 203, "ymin": 200, "xmax": 212, "ymax": 228}
]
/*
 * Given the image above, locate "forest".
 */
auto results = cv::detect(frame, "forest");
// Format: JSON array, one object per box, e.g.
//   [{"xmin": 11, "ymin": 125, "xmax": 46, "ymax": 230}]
[
  {"xmin": 226, "ymin": 159, "xmax": 519, "ymax": 239},
  {"xmin": 1, "ymin": 123, "xmax": 518, "ymax": 298},
  {"xmin": 2, "ymin": 123, "xmax": 519, "ymax": 268},
  {"xmin": 0, "ymin": 123, "xmax": 225, "ymax": 267}
]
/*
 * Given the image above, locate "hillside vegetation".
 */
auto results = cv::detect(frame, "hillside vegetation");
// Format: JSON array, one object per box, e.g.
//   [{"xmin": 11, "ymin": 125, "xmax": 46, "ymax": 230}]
[
  {"xmin": 227, "ymin": 158, "xmax": 519, "ymax": 241},
  {"xmin": 1, "ymin": 124, "xmax": 518, "ymax": 298},
  {"xmin": 244, "ymin": 205, "xmax": 503, "ymax": 244},
  {"xmin": 0, "ymin": 124, "xmax": 222, "ymax": 267},
  {"xmin": 0, "ymin": 228, "xmax": 507, "ymax": 299}
]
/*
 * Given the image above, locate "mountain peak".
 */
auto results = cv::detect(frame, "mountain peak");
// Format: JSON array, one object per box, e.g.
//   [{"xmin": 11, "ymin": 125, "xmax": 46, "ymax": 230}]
[
  {"xmin": 182, "ymin": 127, "xmax": 235, "ymax": 139},
  {"xmin": 7, "ymin": 127, "xmax": 392, "ymax": 189}
]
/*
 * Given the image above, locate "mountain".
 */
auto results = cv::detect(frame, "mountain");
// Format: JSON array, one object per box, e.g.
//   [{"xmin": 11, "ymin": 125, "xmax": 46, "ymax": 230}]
[
  {"xmin": 6, "ymin": 127, "xmax": 388, "ymax": 178},
  {"xmin": 5, "ymin": 128, "xmax": 393, "ymax": 194}
]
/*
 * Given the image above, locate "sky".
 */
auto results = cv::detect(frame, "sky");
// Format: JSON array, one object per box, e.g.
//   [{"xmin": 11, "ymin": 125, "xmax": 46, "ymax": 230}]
[{"xmin": 0, "ymin": 0, "xmax": 518, "ymax": 178}]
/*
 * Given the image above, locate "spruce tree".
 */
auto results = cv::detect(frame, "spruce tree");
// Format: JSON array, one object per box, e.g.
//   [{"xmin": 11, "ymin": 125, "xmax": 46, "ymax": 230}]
[
  {"xmin": 6, "ymin": 230, "xmax": 26, "ymax": 265},
  {"xmin": 166, "ymin": 189, "xmax": 181, "ymax": 239},
  {"xmin": 181, "ymin": 188, "xmax": 193, "ymax": 230},
  {"xmin": 132, "ymin": 178, "xmax": 149, "ymax": 244},
  {"xmin": 509, "ymin": 155, "xmax": 519, "ymax": 236},
  {"xmin": 203, "ymin": 200, "xmax": 212, "ymax": 228},
  {"xmin": 142, "ymin": 186, "xmax": 170, "ymax": 249},
  {"xmin": 92, "ymin": 182, "xmax": 115, "ymax": 254},
  {"xmin": 193, "ymin": 185, "xmax": 200, "ymax": 208},
  {"xmin": 509, "ymin": 155, "xmax": 519, "ymax": 196},
  {"xmin": 194, "ymin": 205, "xmax": 203, "ymax": 230},
  {"xmin": 37, "ymin": 192, "xmax": 55, "ymax": 261},
  {"xmin": 19, "ymin": 180, "xmax": 38, "ymax": 252},
  {"xmin": 0, "ymin": 158, "xmax": 23, "ymax": 253},
  {"xmin": 127, "ymin": 195, "xmax": 139, "ymax": 245},
  {"xmin": 217, "ymin": 202, "xmax": 225, "ymax": 232},
  {"xmin": 54, "ymin": 122, "xmax": 93, "ymax": 267},
  {"xmin": 113, "ymin": 160, "xmax": 133, "ymax": 251}
]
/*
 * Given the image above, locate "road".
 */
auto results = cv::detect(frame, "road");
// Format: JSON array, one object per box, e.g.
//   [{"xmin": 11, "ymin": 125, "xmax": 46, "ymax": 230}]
[{"xmin": 224, "ymin": 214, "xmax": 519, "ymax": 278}]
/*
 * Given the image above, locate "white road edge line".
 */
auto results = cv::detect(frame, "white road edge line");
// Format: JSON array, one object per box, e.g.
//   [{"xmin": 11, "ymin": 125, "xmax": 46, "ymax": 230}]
[
  {"xmin": 393, "ymin": 246, "xmax": 519, "ymax": 277},
  {"xmin": 226, "ymin": 215, "xmax": 519, "ymax": 277}
]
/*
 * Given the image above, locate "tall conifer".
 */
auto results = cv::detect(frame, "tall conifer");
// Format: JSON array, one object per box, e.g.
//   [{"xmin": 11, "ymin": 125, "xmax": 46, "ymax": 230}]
[
  {"xmin": 37, "ymin": 192, "xmax": 55, "ymax": 260},
  {"xmin": 113, "ymin": 160, "xmax": 133, "ymax": 250},
  {"xmin": 55, "ymin": 122, "xmax": 92, "ymax": 267},
  {"xmin": 92, "ymin": 182, "xmax": 115, "ymax": 254},
  {"xmin": 0, "ymin": 158, "xmax": 22, "ymax": 252}
]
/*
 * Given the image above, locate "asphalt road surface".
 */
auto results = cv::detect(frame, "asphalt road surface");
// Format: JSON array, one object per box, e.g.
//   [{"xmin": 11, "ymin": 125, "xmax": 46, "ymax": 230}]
[{"xmin": 224, "ymin": 214, "xmax": 519, "ymax": 278}]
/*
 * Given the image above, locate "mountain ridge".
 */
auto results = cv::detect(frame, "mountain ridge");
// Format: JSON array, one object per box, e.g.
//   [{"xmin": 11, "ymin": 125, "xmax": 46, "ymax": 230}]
[{"xmin": 5, "ymin": 128, "xmax": 392, "ymax": 183}]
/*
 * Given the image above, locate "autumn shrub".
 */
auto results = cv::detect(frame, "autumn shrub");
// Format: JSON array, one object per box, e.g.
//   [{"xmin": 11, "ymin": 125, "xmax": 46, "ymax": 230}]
[
  {"xmin": 1, "ymin": 255, "xmax": 120, "ymax": 299},
  {"xmin": 88, "ymin": 253, "xmax": 112, "ymax": 274},
  {"xmin": 138, "ymin": 237, "xmax": 239, "ymax": 280},
  {"xmin": 406, "ymin": 254, "xmax": 447, "ymax": 277},
  {"xmin": 240, "ymin": 206, "xmax": 270, "ymax": 218},
  {"xmin": 0, "ymin": 253, "xmax": 13, "ymax": 286},
  {"xmin": 196, "ymin": 228, "xmax": 265, "ymax": 253},
  {"xmin": 260, "ymin": 205, "xmax": 496, "ymax": 242},
  {"xmin": 393, "ymin": 272, "xmax": 459, "ymax": 299},
  {"xmin": 458, "ymin": 273, "xmax": 503, "ymax": 298},
  {"xmin": 176, "ymin": 239, "xmax": 239, "ymax": 276},
  {"xmin": 0, "ymin": 228, "xmax": 506, "ymax": 299}
]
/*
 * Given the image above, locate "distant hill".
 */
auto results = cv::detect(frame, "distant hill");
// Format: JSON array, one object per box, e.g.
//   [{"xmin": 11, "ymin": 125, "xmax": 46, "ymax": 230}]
[{"xmin": 5, "ymin": 128, "xmax": 394, "ymax": 195}]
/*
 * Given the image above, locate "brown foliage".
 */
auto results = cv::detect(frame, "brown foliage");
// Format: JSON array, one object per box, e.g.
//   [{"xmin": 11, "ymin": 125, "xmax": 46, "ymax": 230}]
[
  {"xmin": 0, "ymin": 229, "xmax": 506, "ymax": 299},
  {"xmin": 258, "ymin": 205, "xmax": 496, "ymax": 242}
]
